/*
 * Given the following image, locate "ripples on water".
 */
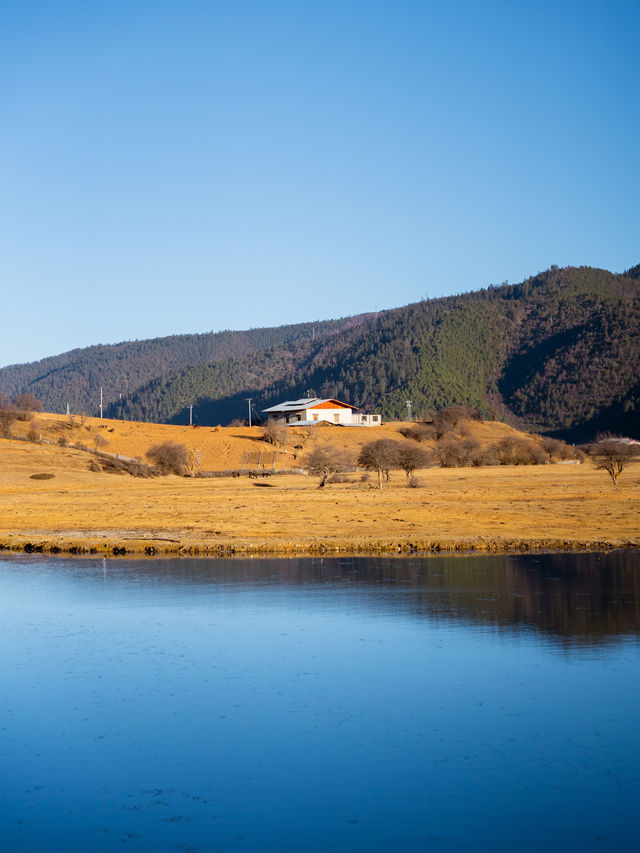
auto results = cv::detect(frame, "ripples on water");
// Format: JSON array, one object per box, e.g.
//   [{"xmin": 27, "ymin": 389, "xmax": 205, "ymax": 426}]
[{"xmin": 1, "ymin": 552, "xmax": 639, "ymax": 851}]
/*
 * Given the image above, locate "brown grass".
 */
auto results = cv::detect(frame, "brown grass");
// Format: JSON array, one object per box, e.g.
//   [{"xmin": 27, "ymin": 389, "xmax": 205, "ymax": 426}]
[{"xmin": 1, "ymin": 414, "xmax": 638, "ymax": 557}]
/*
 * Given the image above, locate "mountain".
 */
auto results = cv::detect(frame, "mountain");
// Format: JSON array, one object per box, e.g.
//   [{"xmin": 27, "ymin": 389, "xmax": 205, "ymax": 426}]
[{"xmin": 1, "ymin": 264, "xmax": 638, "ymax": 440}]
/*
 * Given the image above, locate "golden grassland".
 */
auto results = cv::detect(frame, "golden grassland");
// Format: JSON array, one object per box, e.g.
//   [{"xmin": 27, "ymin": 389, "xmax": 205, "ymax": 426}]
[{"xmin": 0, "ymin": 412, "xmax": 638, "ymax": 557}]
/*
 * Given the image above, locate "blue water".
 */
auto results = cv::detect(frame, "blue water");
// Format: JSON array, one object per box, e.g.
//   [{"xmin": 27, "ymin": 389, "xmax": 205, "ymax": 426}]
[{"xmin": 0, "ymin": 552, "xmax": 639, "ymax": 852}]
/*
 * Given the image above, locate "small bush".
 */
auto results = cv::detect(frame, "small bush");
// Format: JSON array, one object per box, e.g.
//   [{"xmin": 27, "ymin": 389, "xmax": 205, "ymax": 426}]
[
  {"xmin": 12, "ymin": 392, "xmax": 43, "ymax": 421},
  {"xmin": 0, "ymin": 406, "xmax": 16, "ymax": 437},
  {"xmin": 262, "ymin": 420, "xmax": 287, "ymax": 447},
  {"xmin": 540, "ymin": 436, "xmax": 583, "ymax": 462},
  {"xmin": 492, "ymin": 436, "xmax": 548, "ymax": 465},
  {"xmin": 95, "ymin": 454, "xmax": 155, "ymax": 477},
  {"xmin": 434, "ymin": 437, "xmax": 467, "ymax": 467},
  {"xmin": 27, "ymin": 420, "xmax": 41, "ymax": 442},
  {"xmin": 57, "ymin": 435, "xmax": 69, "ymax": 447},
  {"xmin": 93, "ymin": 434, "xmax": 109, "ymax": 451},
  {"xmin": 407, "ymin": 475, "xmax": 424, "ymax": 488},
  {"xmin": 399, "ymin": 424, "xmax": 434, "ymax": 443},
  {"xmin": 433, "ymin": 405, "xmax": 481, "ymax": 439},
  {"xmin": 146, "ymin": 441, "xmax": 189, "ymax": 475}
]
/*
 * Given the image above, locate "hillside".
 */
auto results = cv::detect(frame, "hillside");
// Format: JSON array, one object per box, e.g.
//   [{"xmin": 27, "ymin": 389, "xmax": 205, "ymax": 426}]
[
  {"xmin": 1, "ymin": 264, "xmax": 639, "ymax": 440},
  {"xmin": 1, "ymin": 415, "xmax": 638, "ymax": 557}
]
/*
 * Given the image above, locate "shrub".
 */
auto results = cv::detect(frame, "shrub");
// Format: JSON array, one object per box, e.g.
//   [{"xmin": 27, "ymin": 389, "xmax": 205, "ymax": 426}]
[
  {"xmin": 12, "ymin": 392, "xmax": 43, "ymax": 421},
  {"xmin": 27, "ymin": 420, "xmax": 42, "ymax": 442},
  {"xmin": 399, "ymin": 424, "xmax": 435, "ymax": 443},
  {"xmin": 262, "ymin": 419, "xmax": 287, "ymax": 447},
  {"xmin": 434, "ymin": 437, "xmax": 467, "ymax": 467},
  {"xmin": 433, "ymin": 405, "xmax": 481, "ymax": 439},
  {"xmin": 540, "ymin": 436, "xmax": 581, "ymax": 461},
  {"xmin": 96, "ymin": 454, "xmax": 155, "ymax": 477},
  {"xmin": 434, "ymin": 436, "xmax": 484, "ymax": 467},
  {"xmin": 146, "ymin": 441, "xmax": 189, "ymax": 475},
  {"xmin": 0, "ymin": 406, "xmax": 16, "ymax": 437},
  {"xmin": 93, "ymin": 434, "xmax": 109, "ymax": 451},
  {"xmin": 492, "ymin": 436, "xmax": 548, "ymax": 465}
]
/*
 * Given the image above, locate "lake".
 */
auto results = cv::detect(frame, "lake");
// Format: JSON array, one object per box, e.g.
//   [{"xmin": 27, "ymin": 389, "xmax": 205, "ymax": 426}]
[{"xmin": 1, "ymin": 551, "xmax": 639, "ymax": 852}]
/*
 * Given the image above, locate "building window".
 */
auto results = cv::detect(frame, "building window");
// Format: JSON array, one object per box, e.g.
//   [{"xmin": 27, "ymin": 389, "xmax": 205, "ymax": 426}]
[
  {"xmin": 312, "ymin": 413, "xmax": 318, "ymax": 421},
  {"xmin": 372, "ymin": 415, "xmax": 379, "ymax": 421},
  {"xmin": 333, "ymin": 414, "xmax": 340, "ymax": 423}
]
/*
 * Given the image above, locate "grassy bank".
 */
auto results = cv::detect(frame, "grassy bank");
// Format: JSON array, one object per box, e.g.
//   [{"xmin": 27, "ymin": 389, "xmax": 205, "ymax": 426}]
[{"xmin": 1, "ymin": 423, "xmax": 638, "ymax": 557}]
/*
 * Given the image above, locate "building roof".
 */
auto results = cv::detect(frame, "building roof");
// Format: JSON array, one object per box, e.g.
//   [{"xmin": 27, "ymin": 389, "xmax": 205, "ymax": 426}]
[{"xmin": 262, "ymin": 397, "xmax": 358, "ymax": 413}]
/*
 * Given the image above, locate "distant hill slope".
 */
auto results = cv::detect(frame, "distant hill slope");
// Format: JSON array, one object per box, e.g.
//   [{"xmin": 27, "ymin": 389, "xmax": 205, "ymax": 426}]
[
  {"xmin": 0, "ymin": 318, "xmax": 357, "ymax": 415},
  {"xmin": 1, "ymin": 264, "xmax": 638, "ymax": 439}
]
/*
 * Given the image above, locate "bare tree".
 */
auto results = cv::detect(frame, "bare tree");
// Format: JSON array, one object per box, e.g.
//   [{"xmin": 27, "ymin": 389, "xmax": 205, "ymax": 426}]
[
  {"xmin": 93, "ymin": 434, "xmax": 109, "ymax": 451},
  {"xmin": 358, "ymin": 439, "xmax": 401, "ymax": 489},
  {"xmin": 146, "ymin": 441, "xmax": 189, "ymax": 475},
  {"xmin": 262, "ymin": 419, "xmax": 287, "ymax": 447},
  {"xmin": 0, "ymin": 405, "xmax": 16, "ymax": 437},
  {"xmin": 588, "ymin": 440, "xmax": 640, "ymax": 485},
  {"xmin": 12, "ymin": 392, "xmax": 43, "ymax": 421},
  {"xmin": 397, "ymin": 443, "xmax": 433, "ymax": 481},
  {"xmin": 27, "ymin": 420, "xmax": 42, "ymax": 442},
  {"xmin": 304, "ymin": 445, "xmax": 351, "ymax": 487}
]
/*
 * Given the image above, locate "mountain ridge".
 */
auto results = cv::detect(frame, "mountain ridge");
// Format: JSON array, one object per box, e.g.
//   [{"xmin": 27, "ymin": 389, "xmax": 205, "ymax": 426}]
[{"xmin": 2, "ymin": 264, "xmax": 638, "ymax": 440}]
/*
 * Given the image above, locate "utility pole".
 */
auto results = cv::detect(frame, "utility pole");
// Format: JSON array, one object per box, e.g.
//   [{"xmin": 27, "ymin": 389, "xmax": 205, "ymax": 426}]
[
  {"xmin": 189, "ymin": 404, "xmax": 193, "ymax": 427},
  {"xmin": 246, "ymin": 398, "xmax": 253, "ymax": 427},
  {"xmin": 100, "ymin": 386, "xmax": 103, "ymax": 420},
  {"xmin": 406, "ymin": 400, "xmax": 412, "ymax": 421}
]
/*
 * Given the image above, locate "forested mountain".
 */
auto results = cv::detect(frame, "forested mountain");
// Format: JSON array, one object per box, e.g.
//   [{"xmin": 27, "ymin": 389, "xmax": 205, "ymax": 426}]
[{"xmin": 1, "ymin": 264, "xmax": 639, "ymax": 440}]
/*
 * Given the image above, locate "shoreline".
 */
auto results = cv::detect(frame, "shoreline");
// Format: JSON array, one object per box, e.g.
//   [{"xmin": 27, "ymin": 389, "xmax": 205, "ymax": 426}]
[{"xmin": 1, "ymin": 534, "xmax": 638, "ymax": 559}]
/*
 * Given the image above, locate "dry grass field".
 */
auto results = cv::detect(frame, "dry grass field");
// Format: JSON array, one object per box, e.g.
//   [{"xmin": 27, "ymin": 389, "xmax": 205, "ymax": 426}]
[{"xmin": 0, "ymin": 412, "xmax": 638, "ymax": 556}]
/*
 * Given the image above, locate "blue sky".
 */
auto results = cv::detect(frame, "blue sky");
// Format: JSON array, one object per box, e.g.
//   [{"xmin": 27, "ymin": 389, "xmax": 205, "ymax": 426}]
[{"xmin": 1, "ymin": 0, "xmax": 638, "ymax": 367}]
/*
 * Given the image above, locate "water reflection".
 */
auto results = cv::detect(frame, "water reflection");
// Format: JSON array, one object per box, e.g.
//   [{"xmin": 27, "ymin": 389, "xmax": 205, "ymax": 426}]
[
  {"xmin": 101, "ymin": 550, "xmax": 640, "ymax": 645},
  {"xmin": 1, "ymin": 551, "xmax": 639, "ymax": 852},
  {"xmin": 6, "ymin": 550, "xmax": 639, "ymax": 647}
]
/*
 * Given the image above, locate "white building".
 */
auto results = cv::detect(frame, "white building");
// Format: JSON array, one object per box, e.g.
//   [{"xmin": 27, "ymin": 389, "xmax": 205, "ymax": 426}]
[{"xmin": 262, "ymin": 398, "xmax": 381, "ymax": 427}]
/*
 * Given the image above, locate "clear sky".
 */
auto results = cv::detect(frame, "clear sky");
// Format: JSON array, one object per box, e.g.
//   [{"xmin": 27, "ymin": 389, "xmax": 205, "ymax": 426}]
[{"xmin": 1, "ymin": 0, "xmax": 638, "ymax": 368}]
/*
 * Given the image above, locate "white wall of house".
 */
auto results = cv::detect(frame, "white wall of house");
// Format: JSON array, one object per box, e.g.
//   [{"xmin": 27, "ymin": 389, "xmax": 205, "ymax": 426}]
[
  {"xmin": 271, "ymin": 405, "xmax": 354, "ymax": 425},
  {"xmin": 263, "ymin": 398, "xmax": 382, "ymax": 426}
]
